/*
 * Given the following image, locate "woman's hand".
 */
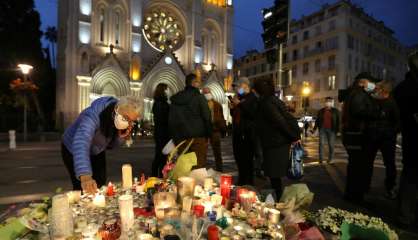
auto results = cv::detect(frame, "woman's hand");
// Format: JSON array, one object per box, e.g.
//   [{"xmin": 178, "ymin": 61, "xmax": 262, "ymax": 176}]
[{"xmin": 80, "ymin": 175, "xmax": 98, "ymax": 194}]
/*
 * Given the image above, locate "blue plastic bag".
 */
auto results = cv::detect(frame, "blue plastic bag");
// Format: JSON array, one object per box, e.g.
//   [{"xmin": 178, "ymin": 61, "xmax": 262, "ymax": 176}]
[{"xmin": 288, "ymin": 143, "xmax": 304, "ymax": 180}]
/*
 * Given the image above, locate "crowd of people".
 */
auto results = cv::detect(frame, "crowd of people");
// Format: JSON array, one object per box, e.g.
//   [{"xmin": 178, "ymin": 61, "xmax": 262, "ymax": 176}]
[{"xmin": 60, "ymin": 52, "xmax": 418, "ymax": 227}]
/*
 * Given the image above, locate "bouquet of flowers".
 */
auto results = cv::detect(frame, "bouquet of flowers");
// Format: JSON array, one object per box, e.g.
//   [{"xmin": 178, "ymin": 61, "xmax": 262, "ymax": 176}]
[{"xmin": 315, "ymin": 207, "xmax": 398, "ymax": 240}]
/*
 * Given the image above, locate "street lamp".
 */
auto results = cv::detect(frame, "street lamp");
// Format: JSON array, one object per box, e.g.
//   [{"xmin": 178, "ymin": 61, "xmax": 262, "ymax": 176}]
[
  {"xmin": 18, "ymin": 64, "xmax": 33, "ymax": 142},
  {"xmin": 301, "ymin": 83, "xmax": 311, "ymax": 115}
]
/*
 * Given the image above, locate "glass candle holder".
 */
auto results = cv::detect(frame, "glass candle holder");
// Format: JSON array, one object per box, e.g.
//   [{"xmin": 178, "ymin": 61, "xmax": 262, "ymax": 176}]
[
  {"xmin": 153, "ymin": 192, "xmax": 177, "ymax": 220},
  {"xmin": 177, "ymin": 177, "xmax": 195, "ymax": 205}
]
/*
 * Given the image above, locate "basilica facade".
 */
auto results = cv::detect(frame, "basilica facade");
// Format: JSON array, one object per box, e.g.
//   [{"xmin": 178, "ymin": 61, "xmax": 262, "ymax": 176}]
[{"xmin": 56, "ymin": 0, "xmax": 234, "ymax": 128}]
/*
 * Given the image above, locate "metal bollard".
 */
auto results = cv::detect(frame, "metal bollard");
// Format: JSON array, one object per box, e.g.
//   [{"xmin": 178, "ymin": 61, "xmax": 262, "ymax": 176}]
[{"xmin": 9, "ymin": 130, "xmax": 16, "ymax": 150}]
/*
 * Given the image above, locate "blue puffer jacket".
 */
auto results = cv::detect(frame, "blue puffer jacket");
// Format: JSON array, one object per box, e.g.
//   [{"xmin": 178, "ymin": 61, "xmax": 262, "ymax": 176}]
[{"xmin": 62, "ymin": 97, "xmax": 118, "ymax": 178}]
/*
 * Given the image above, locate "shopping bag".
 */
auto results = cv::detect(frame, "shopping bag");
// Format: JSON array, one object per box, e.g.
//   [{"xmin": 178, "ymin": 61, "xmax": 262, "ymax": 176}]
[
  {"xmin": 164, "ymin": 140, "xmax": 197, "ymax": 180},
  {"xmin": 288, "ymin": 143, "xmax": 305, "ymax": 180}
]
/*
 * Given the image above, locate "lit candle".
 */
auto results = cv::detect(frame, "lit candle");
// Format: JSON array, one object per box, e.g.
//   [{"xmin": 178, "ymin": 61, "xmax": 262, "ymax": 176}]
[
  {"xmin": 268, "ymin": 209, "xmax": 280, "ymax": 225},
  {"xmin": 66, "ymin": 191, "xmax": 81, "ymax": 204},
  {"xmin": 220, "ymin": 174, "xmax": 232, "ymax": 203},
  {"xmin": 203, "ymin": 201, "xmax": 214, "ymax": 213},
  {"xmin": 177, "ymin": 177, "xmax": 195, "ymax": 205},
  {"xmin": 122, "ymin": 164, "xmax": 133, "ymax": 190},
  {"xmin": 106, "ymin": 182, "xmax": 114, "ymax": 197},
  {"xmin": 240, "ymin": 193, "xmax": 250, "ymax": 210},
  {"xmin": 118, "ymin": 194, "xmax": 134, "ymax": 231},
  {"xmin": 93, "ymin": 193, "xmax": 106, "ymax": 208},
  {"xmin": 182, "ymin": 196, "xmax": 193, "ymax": 213},
  {"xmin": 153, "ymin": 192, "xmax": 177, "ymax": 220},
  {"xmin": 138, "ymin": 233, "xmax": 153, "ymax": 240},
  {"xmin": 215, "ymin": 206, "xmax": 224, "ymax": 220},
  {"xmin": 135, "ymin": 184, "xmax": 145, "ymax": 194},
  {"xmin": 211, "ymin": 194, "xmax": 223, "ymax": 206},
  {"xmin": 204, "ymin": 177, "xmax": 214, "ymax": 191}
]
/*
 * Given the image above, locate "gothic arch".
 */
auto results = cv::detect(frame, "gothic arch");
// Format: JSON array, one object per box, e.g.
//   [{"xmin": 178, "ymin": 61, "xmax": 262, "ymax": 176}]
[
  {"xmin": 141, "ymin": 67, "xmax": 184, "ymax": 99},
  {"xmin": 91, "ymin": 66, "xmax": 130, "ymax": 97},
  {"xmin": 202, "ymin": 19, "xmax": 222, "ymax": 67}
]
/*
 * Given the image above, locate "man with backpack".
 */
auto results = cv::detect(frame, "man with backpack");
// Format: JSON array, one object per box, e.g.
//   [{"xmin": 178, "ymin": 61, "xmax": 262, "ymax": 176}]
[{"xmin": 169, "ymin": 73, "xmax": 212, "ymax": 169}]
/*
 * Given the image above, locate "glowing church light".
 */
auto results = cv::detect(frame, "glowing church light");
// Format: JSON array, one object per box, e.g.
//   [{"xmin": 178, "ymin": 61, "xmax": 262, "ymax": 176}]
[
  {"xmin": 79, "ymin": 21, "xmax": 91, "ymax": 44},
  {"xmin": 79, "ymin": 0, "xmax": 92, "ymax": 16},
  {"xmin": 132, "ymin": 33, "xmax": 141, "ymax": 53}
]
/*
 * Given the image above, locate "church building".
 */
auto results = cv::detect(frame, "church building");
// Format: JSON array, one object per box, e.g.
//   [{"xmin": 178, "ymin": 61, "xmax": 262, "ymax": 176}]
[{"xmin": 56, "ymin": 0, "xmax": 234, "ymax": 128}]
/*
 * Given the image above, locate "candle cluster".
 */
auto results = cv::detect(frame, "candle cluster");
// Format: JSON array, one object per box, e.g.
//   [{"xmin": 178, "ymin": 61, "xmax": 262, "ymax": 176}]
[{"xmin": 48, "ymin": 164, "xmax": 287, "ymax": 240}]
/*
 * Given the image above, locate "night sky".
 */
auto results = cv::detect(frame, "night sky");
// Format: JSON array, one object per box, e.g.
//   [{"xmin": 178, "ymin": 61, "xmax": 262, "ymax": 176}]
[{"xmin": 35, "ymin": 0, "xmax": 418, "ymax": 58}]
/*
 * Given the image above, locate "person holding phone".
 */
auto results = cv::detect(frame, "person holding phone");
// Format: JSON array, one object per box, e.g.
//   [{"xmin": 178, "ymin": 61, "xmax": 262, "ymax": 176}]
[{"xmin": 61, "ymin": 96, "xmax": 142, "ymax": 194}]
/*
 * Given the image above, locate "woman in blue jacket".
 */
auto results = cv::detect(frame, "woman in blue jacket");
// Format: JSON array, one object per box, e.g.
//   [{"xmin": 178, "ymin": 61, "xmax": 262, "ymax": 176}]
[{"xmin": 61, "ymin": 96, "xmax": 141, "ymax": 194}]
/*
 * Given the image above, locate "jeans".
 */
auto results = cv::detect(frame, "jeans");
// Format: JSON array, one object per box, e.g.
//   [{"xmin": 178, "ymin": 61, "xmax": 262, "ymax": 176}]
[{"xmin": 319, "ymin": 128, "xmax": 336, "ymax": 162}]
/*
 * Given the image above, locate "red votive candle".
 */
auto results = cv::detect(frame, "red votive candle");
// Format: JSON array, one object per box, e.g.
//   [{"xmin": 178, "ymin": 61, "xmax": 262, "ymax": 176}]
[
  {"xmin": 220, "ymin": 174, "xmax": 232, "ymax": 204},
  {"xmin": 207, "ymin": 224, "xmax": 219, "ymax": 240},
  {"xmin": 193, "ymin": 205, "xmax": 205, "ymax": 218},
  {"xmin": 106, "ymin": 182, "xmax": 114, "ymax": 197},
  {"xmin": 236, "ymin": 187, "xmax": 249, "ymax": 203}
]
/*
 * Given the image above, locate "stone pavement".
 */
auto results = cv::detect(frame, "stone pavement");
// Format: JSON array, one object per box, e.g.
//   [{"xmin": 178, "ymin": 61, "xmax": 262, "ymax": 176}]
[{"xmin": 0, "ymin": 136, "xmax": 417, "ymax": 239}]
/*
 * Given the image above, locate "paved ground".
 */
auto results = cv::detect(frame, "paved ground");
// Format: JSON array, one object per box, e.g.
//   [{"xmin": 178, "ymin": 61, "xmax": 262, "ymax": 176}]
[{"xmin": 0, "ymin": 135, "xmax": 417, "ymax": 239}]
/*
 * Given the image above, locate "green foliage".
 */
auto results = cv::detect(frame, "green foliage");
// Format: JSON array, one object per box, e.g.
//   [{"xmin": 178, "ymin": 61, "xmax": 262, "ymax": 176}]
[{"xmin": 0, "ymin": 0, "xmax": 56, "ymax": 131}]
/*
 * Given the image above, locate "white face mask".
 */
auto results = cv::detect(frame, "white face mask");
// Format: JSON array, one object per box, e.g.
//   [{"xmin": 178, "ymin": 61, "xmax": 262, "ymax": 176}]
[
  {"xmin": 365, "ymin": 82, "xmax": 376, "ymax": 93},
  {"xmin": 325, "ymin": 101, "xmax": 333, "ymax": 108},
  {"xmin": 204, "ymin": 93, "xmax": 213, "ymax": 101},
  {"xmin": 164, "ymin": 89, "xmax": 170, "ymax": 96},
  {"xmin": 114, "ymin": 112, "xmax": 129, "ymax": 130}
]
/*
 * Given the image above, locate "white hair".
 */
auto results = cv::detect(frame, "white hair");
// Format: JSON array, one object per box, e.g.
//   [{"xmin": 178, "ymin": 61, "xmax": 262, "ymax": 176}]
[{"xmin": 116, "ymin": 96, "xmax": 143, "ymax": 118}]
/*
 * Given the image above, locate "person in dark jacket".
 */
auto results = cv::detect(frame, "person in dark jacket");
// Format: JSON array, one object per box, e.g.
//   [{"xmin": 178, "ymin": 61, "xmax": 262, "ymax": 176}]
[
  {"xmin": 230, "ymin": 78, "xmax": 258, "ymax": 185},
  {"xmin": 62, "ymin": 96, "xmax": 141, "ymax": 194},
  {"xmin": 152, "ymin": 83, "xmax": 170, "ymax": 177},
  {"xmin": 366, "ymin": 80, "xmax": 400, "ymax": 199},
  {"xmin": 394, "ymin": 51, "xmax": 418, "ymax": 226},
  {"xmin": 314, "ymin": 97, "xmax": 340, "ymax": 163},
  {"xmin": 169, "ymin": 74, "xmax": 212, "ymax": 169},
  {"xmin": 253, "ymin": 77, "xmax": 301, "ymax": 199},
  {"xmin": 342, "ymin": 72, "xmax": 383, "ymax": 205}
]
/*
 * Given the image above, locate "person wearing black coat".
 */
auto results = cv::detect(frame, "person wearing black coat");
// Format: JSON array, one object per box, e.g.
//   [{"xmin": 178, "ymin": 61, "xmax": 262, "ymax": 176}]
[
  {"xmin": 253, "ymin": 77, "xmax": 301, "ymax": 199},
  {"xmin": 393, "ymin": 52, "xmax": 418, "ymax": 226},
  {"xmin": 152, "ymin": 83, "xmax": 171, "ymax": 177},
  {"xmin": 342, "ymin": 72, "xmax": 383, "ymax": 205},
  {"xmin": 230, "ymin": 79, "xmax": 258, "ymax": 185}
]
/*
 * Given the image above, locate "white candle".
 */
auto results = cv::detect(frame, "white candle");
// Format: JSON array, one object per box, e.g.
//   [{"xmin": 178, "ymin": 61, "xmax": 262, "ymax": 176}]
[
  {"xmin": 203, "ymin": 201, "xmax": 214, "ymax": 213},
  {"xmin": 182, "ymin": 196, "xmax": 193, "ymax": 213},
  {"xmin": 119, "ymin": 194, "xmax": 134, "ymax": 231},
  {"xmin": 66, "ymin": 191, "xmax": 81, "ymax": 204},
  {"xmin": 215, "ymin": 206, "xmax": 224, "ymax": 220},
  {"xmin": 122, "ymin": 164, "xmax": 133, "ymax": 190},
  {"xmin": 136, "ymin": 184, "xmax": 145, "ymax": 194},
  {"xmin": 177, "ymin": 177, "xmax": 195, "ymax": 204},
  {"xmin": 204, "ymin": 177, "xmax": 214, "ymax": 191},
  {"xmin": 138, "ymin": 233, "xmax": 153, "ymax": 240},
  {"xmin": 51, "ymin": 194, "xmax": 73, "ymax": 237},
  {"xmin": 92, "ymin": 194, "xmax": 106, "ymax": 208},
  {"xmin": 210, "ymin": 194, "xmax": 223, "ymax": 206},
  {"xmin": 268, "ymin": 209, "xmax": 280, "ymax": 225}
]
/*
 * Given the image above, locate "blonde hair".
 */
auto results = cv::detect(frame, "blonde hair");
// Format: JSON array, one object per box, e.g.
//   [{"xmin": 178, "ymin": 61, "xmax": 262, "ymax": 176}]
[{"xmin": 116, "ymin": 96, "xmax": 143, "ymax": 118}]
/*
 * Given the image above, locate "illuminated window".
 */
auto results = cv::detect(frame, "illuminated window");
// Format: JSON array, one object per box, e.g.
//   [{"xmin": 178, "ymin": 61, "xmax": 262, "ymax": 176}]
[
  {"xmin": 115, "ymin": 12, "xmax": 120, "ymax": 45},
  {"xmin": 79, "ymin": 21, "xmax": 91, "ymax": 44},
  {"xmin": 79, "ymin": 0, "xmax": 91, "ymax": 16},
  {"xmin": 99, "ymin": 9, "xmax": 105, "ymax": 42},
  {"xmin": 328, "ymin": 75, "xmax": 336, "ymax": 90}
]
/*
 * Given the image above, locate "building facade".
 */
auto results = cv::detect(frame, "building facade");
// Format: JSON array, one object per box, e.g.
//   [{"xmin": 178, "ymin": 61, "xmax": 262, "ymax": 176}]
[
  {"xmin": 56, "ymin": 0, "xmax": 234, "ymax": 128},
  {"xmin": 235, "ymin": 0, "xmax": 407, "ymax": 112}
]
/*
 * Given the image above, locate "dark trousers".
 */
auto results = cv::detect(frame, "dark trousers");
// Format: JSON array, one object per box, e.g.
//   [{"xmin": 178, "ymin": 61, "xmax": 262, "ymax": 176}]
[
  {"xmin": 61, "ymin": 143, "xmax": 107, "ymax": 190},
  {"xmin": 398, "ymin": 166, "xmax": 418, "ymax": 225},
  {"xmin": 270, "ymin": 177, "xmax": 283, "ymax": 200},
  {"xmin": 232, "ymin": 130, "xmax": 254, "ymax": 185},
  {"xmin": 177, "ymin": 138, "xmax": 208, "ymax": 169},
  {"xmin": 210, "ymin": 131, "xmax": 223, "ymax": 172},
  {"xmin": 365, "ymin": 136, "xmax": 397, "ymax": 191},
  {"xmin": 345, "ymin": 147, "xmax": 372, "ymax": 201},
  {"xmin": 152, "ymin": 137, "xmax": 169, "ymax": 177}
]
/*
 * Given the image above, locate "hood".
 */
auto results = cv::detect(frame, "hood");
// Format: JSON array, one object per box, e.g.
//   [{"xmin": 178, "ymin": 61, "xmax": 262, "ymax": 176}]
[
  {"xmin": 170, "ymin": 87, "xmax": 200, "ymax": 105},
  {"xmin": 88, "ymin": 96, "xmax": 117, "ymax": 115}
]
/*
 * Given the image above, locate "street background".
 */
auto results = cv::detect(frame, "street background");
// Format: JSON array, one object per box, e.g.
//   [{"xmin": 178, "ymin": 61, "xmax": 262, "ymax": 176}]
[{"xmin": 0, "ymin": 136, "xmax": 417, "ymax": 239}]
